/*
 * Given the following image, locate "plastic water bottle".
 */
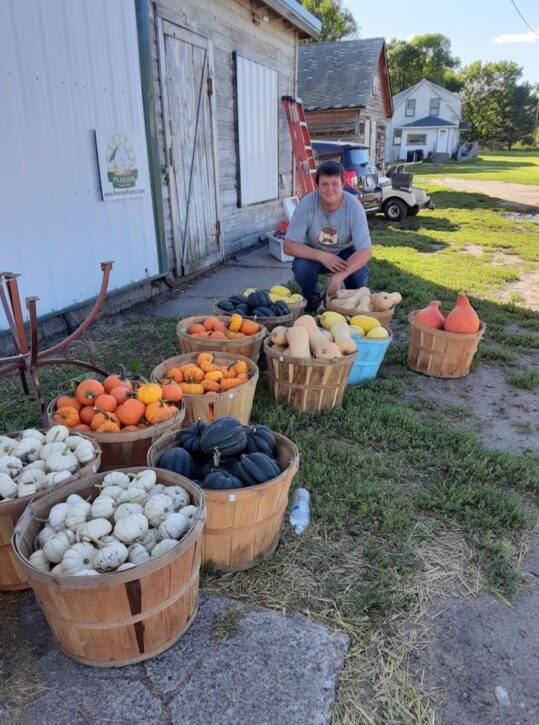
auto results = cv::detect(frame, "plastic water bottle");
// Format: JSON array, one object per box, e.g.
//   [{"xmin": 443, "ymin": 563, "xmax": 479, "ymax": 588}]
[{"xmin": 290, "ymin": 488, "xmax": 310, "ymax": 534}]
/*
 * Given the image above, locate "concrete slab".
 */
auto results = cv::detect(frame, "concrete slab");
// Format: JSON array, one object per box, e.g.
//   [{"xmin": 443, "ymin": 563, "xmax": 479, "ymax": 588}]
[
  {"xmin": 17, "ymin": 593, "xmax": 349, "ymax": 725},
  {"xmin": 145, "ymin": 248, "xmax": 294, "ymax": 319}
]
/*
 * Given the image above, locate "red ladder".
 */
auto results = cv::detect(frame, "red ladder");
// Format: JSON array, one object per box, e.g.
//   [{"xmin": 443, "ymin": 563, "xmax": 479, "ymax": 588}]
[{"xmin": 281, "ymin": 96, "xmax": 317, "ymax": 198}]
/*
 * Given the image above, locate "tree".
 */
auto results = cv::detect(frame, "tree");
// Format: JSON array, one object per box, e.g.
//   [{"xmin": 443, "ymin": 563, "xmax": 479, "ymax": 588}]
[
  {"xmin": 301, "ymin": 0, "xmax": 358, "ymax": 42},
  {"xmin": 461, "ymin": 61, "xmax": 537, "ymax": 149},
  {"xmin": 387, "ymin": 33, "xmax": 462, "ymax": 94}
]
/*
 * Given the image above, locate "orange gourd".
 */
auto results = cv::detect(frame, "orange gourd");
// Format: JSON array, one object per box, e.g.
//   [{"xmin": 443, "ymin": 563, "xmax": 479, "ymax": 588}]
[
  {"xmin": 103, "ymin": 374, "xmax": 132, "ymax": 393},
  {"xmin": 76, "ymin": 379, "xmax": 105, "ymax": 406},
  {"xmin": 145, "ymin": 401, "xmax": 175, "ymax": 424},
  {"xmin": 109, "ymin": 385, "xmax": 131, "ymax": 405},
  {"xmin": 56, "ymin": 395, "xmax": 81, "ymax": 412},
  {"xmin": 201, "ymin": 380, "xmax": 221, "ymax": 393},
  {"xmin": 116, "ymin": 399, "xmax": 145, "ymax": 427},
  {"xmin": 94, "ymin": 394, "xmax": 118, "ymax": 412},
  {"xmin": 79, "ymin": 406, "xmax": 96, "ymax": 425},
  {"xmin": 233, "ymin": 360, "xmax": 248, "ymax": 376},
  {"xmin": 221, "ymin": 367, "xmax": 237, "ymax": 379},
  {"xmin": 162, "ymin": 382, "xmax": 183, "ymax": 402},
  {"xmin": 180, "ymin": 363, "xmax": 200, "ymax": 373},
  {"xmin": 53, "ymin": 406, "xmax": 80, "ymax": 427},
  {"xmin": 184, "ymin": 366, "xmax": 204, "ymax": 383},
  {"xmin": 91, "ymin": 411, "xmax": 120, "ymax": 431},
  {"xmin": 136, "ymin": 381, "xmax": 162, "ymax": 405},
  {"xmin": 209, "ymin": 330, "xmax": 227, "ymax": 340},
  {"xmin": 196, "ymin": 352, "xmax": 214, "ymax": 366},
  {"xmin": 236, "ymin": 373, "xmax": 248, "ymax": 384},
  {"xmin": 203, "ymin": 317, "xmax": 220, "ymax": 331},
  {"xmin": 220, "ymin": 378, "xmax": 240, "ymax": 391},
  {"xmin": 188, "ymin": 323, "xmax": 206, "ymax": 335},
  {"xmin": 165, "ymin": 367, "xmax": 184, "ymax": 383},
  {"xmin": 72, "ymin": 423, "xmax": 92, "ymax": 431},
  {"xmin": 415, "ymin": 301, "xmax": 445, "ymax": 330},
  {"xmin": 122, "ymin": 425, "xmax": 139, "ymax": 431},
  {"xmin": 240, "ymin": 320, "xmax": 260, "ymax": 336},
  {"xmin": 180, "ymin": 383, "xmax": 205, "ymax": 395},
  {"xmin": 205, "ymin": 370, "xmax": 223, "ymax": 382},
  {"xmin": 229, "ymin": 313, "xmax": 242, "ymax": 333},
  {"xmin": 444, "ymin": 293, "xmax": 480, "ymax": 334},
  {"xmin": 96, "ymin": 420, "xmax": 121, "ymax": 433}
]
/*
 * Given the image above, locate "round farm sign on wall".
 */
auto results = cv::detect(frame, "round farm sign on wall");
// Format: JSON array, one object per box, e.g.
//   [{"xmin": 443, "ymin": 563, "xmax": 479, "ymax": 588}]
[{"xmin": 95, "ymin": 129, "xmax": 148, "ymax": 201}]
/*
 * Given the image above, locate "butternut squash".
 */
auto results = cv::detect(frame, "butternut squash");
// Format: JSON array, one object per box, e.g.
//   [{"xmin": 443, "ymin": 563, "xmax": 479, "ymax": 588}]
[
  {"xmin": 320, "ymin": 329, "xmax": 333, "ymax": 341},
  {"xmin": 313, "ymin": 340, "xmax": 343, "ymax": 360},
  {"xmin": 271, "ymin": 326, "xmax": 289, "ymax": 346},
  {"xmin": 371, "ymin": 292, "xmax": 402, "ymax": 311},
  {"xmin": 294, "ymin": 316, "xmax": 342, "ymax": 360},
  {"xmin": 271, "ymin": 343, "xmax": 288, "ymax": 353},
  {"xmin": 286, "ymin": 326, "xmax": 311, "ymax": 359},
  {"xmin": 331, "ymin": 322, "xmax": 356, "ymax": 355},
  {"xmin": 335, "ymin": 286, "xmax": 370, "ymax": 301}
]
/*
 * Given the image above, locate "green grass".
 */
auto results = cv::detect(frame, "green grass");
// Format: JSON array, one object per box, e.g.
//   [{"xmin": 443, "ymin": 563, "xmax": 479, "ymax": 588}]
[
  {"xmin": 507, "ymin": 371, "xmax": 539, "ymax": 390},
  {"xmin": 414, "ymin": 151, "xmax": 539, "ymax": 186}
]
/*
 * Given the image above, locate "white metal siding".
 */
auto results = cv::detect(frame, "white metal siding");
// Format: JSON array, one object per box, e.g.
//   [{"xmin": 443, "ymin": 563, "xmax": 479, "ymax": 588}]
[
  {"xmin": 0, "ymin": 0, "xmax": 158, "ymax": 327},
  {"xmin": 235, "ymin": 54, "xmax": 278, "ymax": 206}
]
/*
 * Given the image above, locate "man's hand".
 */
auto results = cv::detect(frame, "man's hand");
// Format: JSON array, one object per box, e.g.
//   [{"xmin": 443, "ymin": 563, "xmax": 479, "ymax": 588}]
[
  {"xmin": 326, "ymin": 273, "xmax": 346, "ymax": 298},
  {"xmin": 318, "ymin": 252, "xmax": 348, "ymax": 273}
]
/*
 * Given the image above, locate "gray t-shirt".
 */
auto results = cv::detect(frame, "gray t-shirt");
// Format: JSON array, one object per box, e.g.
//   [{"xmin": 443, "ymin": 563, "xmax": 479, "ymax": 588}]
[{"xmin": 286, "ymin": 191, "xmax": 371, "ymax": 254}]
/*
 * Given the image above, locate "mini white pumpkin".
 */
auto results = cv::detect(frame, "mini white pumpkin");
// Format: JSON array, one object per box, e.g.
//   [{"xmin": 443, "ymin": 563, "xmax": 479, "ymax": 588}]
[
  {"xmin": 36, "ymin": 525, "xmax": 56, "ymax": 548},
  {"xmin": 114, "ymin": 502, "xmax": 144, "ymax": 522},
  {"xmin": 43, "ymin": 530, "xmax": 76, "ymax": 563},
  {"xmin": 64, "ymin": 505, "xmax": 88, "ymax": 531},
  {"xmin": 43, "ymin": 470, "xmax": 72, "ymax": 488},
  {"xmin": 66, "ymin": 494, "xmax": 91, "ymax": 512},
  {"xmin": 47, "ymin": 448, "xmax": 78, "ymax": 473},
  {"xmin": 0, "ymin": 436, "xmax": 16, "ymax": 456},
  {"xmin": 76, "ymin": 518, "xmax": 112, "ymax": 542},
  {"xmin": 45, "ymin": 425, "xmax": 70, "ymax": 443},
  {"xmin": 147, "ymin": 484, "xmax": 165, "ymax": 497},
  {"xmin": 151, "ymin": 539, "xmax": 178, "ymax": 558},
  {"xmin": 48, "ymin": 502, "xmax": 71, "ymax": 531},
  {"xmin": 158, "ymin": 512, "xmax": 189, "ymax": 540},
  {"xmin": 117, "ymin": 562, "xmax": 136, "ymax": 571},
  {"xmin": 128, "ymin": 543, "xmax": 151, "ymax": 566},
  {"xmin": 117, "ymin": 488, "xmax": 148, "ymax": 506},
  {"xmin": 73, "ymin": 568, "xmax": 100, "ymax": 576},
  {"xmin": 0, "ymin": 455, "xmax": 23, "ymax": 477},
  {"xmin": 74, "ymin": 439, "xmax": 95, "ymax": 464},
  {"xmin": 21, "ymin": 429, "xmax": 45, "ymax": 443},
  {"xmin": 91, "ymin": 495, "xmax": 115, "ymax": 519},
  {"xmin": 0, "ymin": 472, "xmax": 17, "ymax": 499},
  {"xmin": 99, "ymin": 485, "xmax": 123, "ymax": 501},
  {"xmin": 13, "ymin": 437, "xmax": 42, "ymax": 459},
  {"xmin": 18, "ymin": 483, "xmax": 38, "ymax": 498},
  {"xmin": 137, "ymin": 528, "xmax": 158, "ymax": 553},
  {"xmin": 50, "ymin": 563, "xmax": 64, "ymax": 575},
  {"xmin": 129, "ymin": 469, "xmax": 156, "ymax": 492},
  {"xmin": 29, "ymin": 549, "xmax": 50, "ymax": 572},
  {"xmin": 65, "ymin": 435, "xmax": 84, "ymax": 451},
  {"xmin": 164, "ymin": 485, "xmax": 190, "ymax": 510},
  {"xmin": 114, "ymin": 513, "xmax": 149, "ymax": 544},
  {"xmin": 25, "ymin": 459, "xmax": 48, "ymax": 472},
  {"xmin": 103, "ymin": 471, "xmax": 130, "ymax": 488},
  {"xmin": 178, "ymin": 505, "xmax": 198, "ymax": 522},
  {"xmin": 17, "ymin": 468, "xmax": 46, "ymax": 487},
  {"xmin": 94, "ymin": 542, "xmax": 128, "ymax": 572},
  {"xmin": 40, "ymin": 442, "xmax": 66, "ymax": 461},
  {"xmin": 144, "ymin": 494, "xmax": 174, "ymax": 527},
  {"xmin": 61, "ymin": 542, "xmax": 96, "ymax": 575}
]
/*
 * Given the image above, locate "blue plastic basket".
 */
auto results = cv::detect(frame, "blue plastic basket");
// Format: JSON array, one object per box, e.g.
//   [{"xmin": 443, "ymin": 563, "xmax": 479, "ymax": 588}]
[{"xmin": 348, "ymin": 333, "xmax": 392, "ymax": 385}]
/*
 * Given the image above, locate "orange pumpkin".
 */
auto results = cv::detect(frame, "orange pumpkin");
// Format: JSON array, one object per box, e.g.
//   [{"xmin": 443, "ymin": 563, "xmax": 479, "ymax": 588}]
[
  {"xmin": 76, "ymin": 379, "xmax": 104, "ymax": 406},
  {"xmin": 116, "ymin": 399, "xmax": 145, "ymax": 427},
  {"xmin": 444, "ymin": 293, "xmax": 480, "ymax": 334},
  {"xmin": 188, "ymin": 323, "xmax": 206, "ymax": 335},
  {"xmin": 91, "ymin": 411, "xmax": 120, "ymax": 431},
  {"xmin": 240, "ymin": 320, "xmax": 260, "ymax": 335},
  {"xmin": 233, "ymin": 360, "xmax": 248, "ymax": 376},
  {"xmin": 94, "ymin": 394, "xmax": 118, "ymax": 412},
  {"xmin": 204, "ymin": 370, "xmax": 223, "ymax": 382},
  {"xmin": 180, "ymin": 383, "xmax": 205, "ymax": 395},
  {"xmin": 203, "ymin": 317, "xmax": 220, "ymax": 331},
  {"xmin": 53, "ymin": 406, "xmax": 80, "ymax": 427},
  {"xmin": 79, "ymin": 406, "xmax": 96, "ymax": 425},
  {"xmin": 162, "ymin": 382, "xmax": 183, "ymax": 403},
  {"xmin": 214, "ymin": 320, "xmax": 227, "ymax": 334},
  {"xmin": 56, "ymin": 395, "xmax": 81, "ymax": 412},
  {"xmin": 103, "ymin": 374, "xmax": 132, "ymax": 393},
  {"xmin": 109, "ymin": 385, "xmax": 131, "ymax": 405},
  {"xmin": 220, "ymin": 378, "xmax": 240, "ymax": 391},
  {"xmin": 209, "ymin": 330, "xmax": 227, "ymax": 340},
  {"xmin": 122, "ymin": 425, "xmax": 139, "ymax": 431},
  {"xmin": 145, "ymin": 401, "xmax": 175, "ymax": 425},
  {"xmin": 72, "ymin": 423, "xmax": 92, "ymax": 431},
  {"xmin": 165, "ymin": 367, "xmax": 184, "ymax": 383},
  {"xmin": 96, "ymin": 420, "xmax": 121, "ymax": 433},
  {"xmin": 222, "ymin": 368, "xmax": 237, "ymax": 379},
  {"xmin": 184, "ymin": 367, "xmax": 204, "ymax": 383},
  {"xmin": 236, "ymin": 373, "xmax": 248, "ymax": 384},
  {"xmin": 202, "ymin": 380, "xmax": 221, "ymax": 393},
  {"xmin": 196, "ymin": 352, "xmax": 214, "ymax": 367}
]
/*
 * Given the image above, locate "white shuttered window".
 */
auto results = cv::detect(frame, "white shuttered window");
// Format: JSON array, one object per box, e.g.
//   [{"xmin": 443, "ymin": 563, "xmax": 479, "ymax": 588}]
[{"xmin": 235, "ymin": 54, "xmax": 278, "ymax": 206}]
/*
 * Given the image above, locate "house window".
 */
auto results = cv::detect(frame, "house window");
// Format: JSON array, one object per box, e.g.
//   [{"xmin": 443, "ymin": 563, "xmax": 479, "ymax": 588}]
[
  {"xmin": 393, "ymin": 128, "xmax": 402, "ymax": 145},
  {"xmin": 405, "ymin": 99, "xmax": 416, "ymax": 117},
  {"xmin": 372, "ymin": 76, "xmax": 379, "ymax": 95},
  {"xmin": 407, "ymin": 133, "xmax": 427, "ymax": 145},
  {"xmin": 429, "ymin": 98, "xmax": 440, "ymax": 116},
  {"xmin": 234, "ymin": 53, "xmax": 278, "ymax": 206}
]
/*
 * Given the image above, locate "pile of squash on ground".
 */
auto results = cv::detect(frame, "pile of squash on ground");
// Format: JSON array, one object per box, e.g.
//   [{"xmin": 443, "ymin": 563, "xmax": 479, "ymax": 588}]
[
  {"xmin": 52, "ymin": 376, "xmax": 181, "ymax": 432},
  {"xmin": 158, "ymin": 417, "xmax": 282, "ymax": 490},
  {"xmin": 160, "ymin": 353, "xmax": 251, "ymax": 395}
]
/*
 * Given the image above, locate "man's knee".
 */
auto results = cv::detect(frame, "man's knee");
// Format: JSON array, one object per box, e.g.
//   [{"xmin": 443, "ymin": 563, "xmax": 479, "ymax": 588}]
[{"xmin": 292, "ymin": 258, "xmax": 319, "ymax": 284}]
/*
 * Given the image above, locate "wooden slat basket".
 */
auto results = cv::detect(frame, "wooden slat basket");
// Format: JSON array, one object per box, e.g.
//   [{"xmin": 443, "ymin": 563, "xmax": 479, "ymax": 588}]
[
  {"xmin": 0, "ymin": 431, "xmax": 101, "ymax": 592},
  {"xmin": 264, "ymin": 338, "xmax": 357, "ymax": 412},
  {"xmin": 177, "ymin": 315, "xmax": 267, "ymax": 363},
  {"xmin": 325, "ymin": 297, "xmax": 394, "ymax": 329},
  {"xmin": 46, "ymin": 399, "xmax": 185, "ymax": 471},
  {"xmin": 408, "ymin": 311, "xmax": 486, "ymax": 378},
  {"xmin": 148, "ymin": 431, "xmax": 299, "ymax": 572},
  {"xmin": 151, "ymin": 352, "xmax": 258, "ymax": 425},
  {"xmin": 12, "ymin": 467, "xmax": 206, "ymax": 667},
  {"xmin": 213, "ymin": 303, "xmax": 292, "ymax": 332}
]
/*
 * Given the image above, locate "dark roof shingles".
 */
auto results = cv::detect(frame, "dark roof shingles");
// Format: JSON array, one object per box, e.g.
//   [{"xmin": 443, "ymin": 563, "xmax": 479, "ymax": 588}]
[
  {"xmin": 298, "ymin": 38, "xmax": 384, "ymax": 111},
  {"xmin": 402, "ymin": 115, "xmax": 455, "ymax": 127}
]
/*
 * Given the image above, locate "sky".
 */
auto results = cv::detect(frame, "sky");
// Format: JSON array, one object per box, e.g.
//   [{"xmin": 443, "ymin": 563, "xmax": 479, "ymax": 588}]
[{"xmin": 347, "ymin": 0, "xmax": 539, "ymax": 84}]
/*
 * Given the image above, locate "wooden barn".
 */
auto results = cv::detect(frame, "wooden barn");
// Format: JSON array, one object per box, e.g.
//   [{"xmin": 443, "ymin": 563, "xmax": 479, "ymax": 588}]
[
  {"xmin": 0, "ymin": 0, "xmax": 320, "ymax": 334},
  {"xmin": 298, "ymin": 38, "xmax": 393, "ymax": 166}
]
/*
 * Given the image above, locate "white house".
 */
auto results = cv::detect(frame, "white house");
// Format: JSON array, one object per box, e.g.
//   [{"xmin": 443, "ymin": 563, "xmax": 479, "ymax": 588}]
[{"xmin": 386, "ymin": 79, "xmax": 467, "ymax": 163}]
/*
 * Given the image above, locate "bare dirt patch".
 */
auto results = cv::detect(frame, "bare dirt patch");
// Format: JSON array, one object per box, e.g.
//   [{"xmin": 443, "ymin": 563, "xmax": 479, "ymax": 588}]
[{"xmin": 434, "ymin": 178, "xmax": 539, "ymax": 211}]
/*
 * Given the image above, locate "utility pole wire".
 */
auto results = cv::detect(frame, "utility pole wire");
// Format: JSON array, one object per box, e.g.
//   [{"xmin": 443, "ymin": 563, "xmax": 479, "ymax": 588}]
[{"xmin": 509, "ymin": 0, "xmax": 539, "ymax": 38}]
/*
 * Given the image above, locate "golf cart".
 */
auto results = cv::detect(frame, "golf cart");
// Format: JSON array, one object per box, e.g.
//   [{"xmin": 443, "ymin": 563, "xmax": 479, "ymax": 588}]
[{"xmin": 378, "ymin": 164, "xmax": 434, "ymax": 221}]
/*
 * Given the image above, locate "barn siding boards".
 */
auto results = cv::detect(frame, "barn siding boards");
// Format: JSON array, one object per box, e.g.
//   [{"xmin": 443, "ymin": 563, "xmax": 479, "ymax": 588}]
[{"xmin": 153, "ymin": 0, "xmax": 296, "ymax": 259}]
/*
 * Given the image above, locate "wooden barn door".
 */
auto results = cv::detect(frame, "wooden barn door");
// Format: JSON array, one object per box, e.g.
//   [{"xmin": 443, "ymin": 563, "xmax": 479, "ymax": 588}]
[{"xmin": 158, "ymin": 21, "xmax": 221, "ymax": 276}]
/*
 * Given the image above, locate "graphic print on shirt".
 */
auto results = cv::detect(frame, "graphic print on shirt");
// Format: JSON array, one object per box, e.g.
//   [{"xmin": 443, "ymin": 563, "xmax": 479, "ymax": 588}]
[{"xmin": 318, "ymin": 226, "xmax": 339, "ymax": 246}]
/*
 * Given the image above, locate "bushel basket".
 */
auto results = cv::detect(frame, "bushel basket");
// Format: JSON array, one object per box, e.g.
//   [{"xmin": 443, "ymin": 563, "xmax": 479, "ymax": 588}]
[
  {"xmin": 213, "ymin": 303, "xmax": 292, "ymax": 332},
  {"xmin": 177, "ymin": 315, "xmax": 267, "ymax": 363}
]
